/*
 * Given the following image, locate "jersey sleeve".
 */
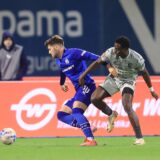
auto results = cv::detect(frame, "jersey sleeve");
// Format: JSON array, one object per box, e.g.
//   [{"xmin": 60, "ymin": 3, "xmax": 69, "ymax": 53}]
[
  {"xmin": 72, "ymin": 48, "xmax": 99, "ymax": 61},
  {"xmin": 100, "ymin": 48, "xmax": 112, "ymax": 62},
  {"xmin": 136, "ymin": 55, "xmax": 145, "ymax": 71},
  {"xmin": 60, "ymin": 70, "xmax": 66, "ymax": 85}
]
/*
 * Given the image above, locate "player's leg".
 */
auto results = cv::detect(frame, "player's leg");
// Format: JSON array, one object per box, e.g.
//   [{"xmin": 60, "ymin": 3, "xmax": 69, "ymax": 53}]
[
  {"xmin": 57, "ymin": 98, "xmax": 81, "ymax": 128},
  {"xmin": 122, "ymin": 87, "xmax": 145, "ymax": 145},
  {"xmin": 72, "ymin": 101, "xmax": 97, "ymax": 146},
  {"xmin": 91, "ymin": 86, "xmax": 113, "ymax": 115},
  {"xmin": 57, "ymin": 97, "xmax": 97, "ymax": 133},
  {"xmin": 91, "ymin": 76, "xmax": 118, "ymax": 132},
  {"xmin": 72, "ymin": 84, "xmax": 97, "ymax": 146}
]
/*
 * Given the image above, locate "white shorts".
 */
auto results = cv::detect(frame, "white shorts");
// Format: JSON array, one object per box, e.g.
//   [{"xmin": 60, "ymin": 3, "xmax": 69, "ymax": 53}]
[{"xmin": 99, "ymin": 75, "xmax": 136, "ymax": 96}]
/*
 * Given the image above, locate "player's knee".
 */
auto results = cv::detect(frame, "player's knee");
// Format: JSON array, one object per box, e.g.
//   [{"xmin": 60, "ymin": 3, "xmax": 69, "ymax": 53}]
[{"xmin": 57, "ymin": 111, "xmax": 69, "ymax": 120}]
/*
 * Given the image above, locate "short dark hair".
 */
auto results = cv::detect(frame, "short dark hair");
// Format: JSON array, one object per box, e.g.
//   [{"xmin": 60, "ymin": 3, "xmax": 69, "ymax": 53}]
[
  {"xmin": 44, "ymin": 35, "xmax": 64, "ymax": 47},
  {"xmin": 115, "ymin": 36, "xmax": 130, "ymax": 49}
]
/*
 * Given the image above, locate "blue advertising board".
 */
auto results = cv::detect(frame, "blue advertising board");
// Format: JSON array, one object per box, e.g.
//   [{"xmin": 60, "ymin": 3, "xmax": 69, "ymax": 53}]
[{"xmin": 0, "ymin": 0, "xmax": 159, "ymax": 76}]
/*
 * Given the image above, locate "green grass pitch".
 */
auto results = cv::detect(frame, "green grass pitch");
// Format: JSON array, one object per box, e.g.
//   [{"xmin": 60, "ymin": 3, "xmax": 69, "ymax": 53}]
[{"xmin": 0, "ymin": 136, "xmax": 160, "ymax": 160}]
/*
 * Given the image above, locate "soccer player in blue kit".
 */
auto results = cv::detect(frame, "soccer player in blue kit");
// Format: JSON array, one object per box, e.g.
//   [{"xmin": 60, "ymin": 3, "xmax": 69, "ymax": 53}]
[{"xmin": 44, "ymin": 35, "xmax": 116, "ymax": 146}]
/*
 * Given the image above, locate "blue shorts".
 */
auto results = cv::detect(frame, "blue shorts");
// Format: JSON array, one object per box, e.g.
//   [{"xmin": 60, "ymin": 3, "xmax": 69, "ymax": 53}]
[{"xmin": 65, "ymin": 83, "xmax": 96, "ymax": 109}]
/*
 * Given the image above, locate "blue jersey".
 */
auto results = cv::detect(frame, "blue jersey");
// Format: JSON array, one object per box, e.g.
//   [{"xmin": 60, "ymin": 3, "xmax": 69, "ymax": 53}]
[{"xmin": 56, "ymin": 48, "xmax": 99, "ymax": 90}]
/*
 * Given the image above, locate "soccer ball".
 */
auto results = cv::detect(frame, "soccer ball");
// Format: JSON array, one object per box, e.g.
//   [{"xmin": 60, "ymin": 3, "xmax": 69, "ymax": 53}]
[{"xmin": 0, "ymin": 128, "xmax": 16, "ymax": 145}]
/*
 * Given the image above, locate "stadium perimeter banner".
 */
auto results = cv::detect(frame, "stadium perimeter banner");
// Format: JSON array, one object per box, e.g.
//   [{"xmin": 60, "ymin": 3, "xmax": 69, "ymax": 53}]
[{"xmin": 0, "ymin": 76, "xmax": 160, "ymax": 137}]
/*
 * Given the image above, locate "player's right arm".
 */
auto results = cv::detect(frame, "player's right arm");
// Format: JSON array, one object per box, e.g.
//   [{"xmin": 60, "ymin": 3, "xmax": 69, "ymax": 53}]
[
  {"xmin": 100, "ymin": 47, "xmax": 118, "ymax": 76},
  {"xmin": 107, "ymin": 64, "xmax": 118, "ymax": 77},
  {"xmin": 79, "ymin": 48, "xmax": 114, "ymax": 86},
  {"xmin": 60, "ymin": 70, "xmax": 68, "ymax": 92},
  {"xmin": 78, "ymin": 56, "xmax": 104, "ymax": 86},
  {"xmin": 55, "ymin": 58, "xmax": 68, "ymax": 92}
]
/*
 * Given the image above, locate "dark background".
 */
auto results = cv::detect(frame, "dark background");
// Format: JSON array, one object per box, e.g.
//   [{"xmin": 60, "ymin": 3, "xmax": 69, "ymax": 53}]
[{"xmin": 0, "ymin": 0, "xmax": 159, "ymax": 76}]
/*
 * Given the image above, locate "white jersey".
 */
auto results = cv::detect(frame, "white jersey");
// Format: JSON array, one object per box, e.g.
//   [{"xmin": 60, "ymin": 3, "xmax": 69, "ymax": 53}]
[{"xmin": 101, "ymin": 47, "xmax": 145, "ymax": 81}]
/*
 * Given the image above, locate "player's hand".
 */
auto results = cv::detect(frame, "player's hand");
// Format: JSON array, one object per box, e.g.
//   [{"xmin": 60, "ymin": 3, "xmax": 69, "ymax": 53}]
[
  {"xmin": 79, "ymin": 75, "xmax": 85, "ymax": 86},
  {"xmin": 108, "ymin": 67, "xmax": 118, "ymax": 77},
  {"xmin": 61, "ymin": 84, "xmax": 69, "ymax": 92},
  {"xmin": 151, "ymin": 91, "xmax": 159, "ymax": 100},
  {"xmin": 107, "ymin": 64, "xmax": 118, "ymax": 77}
]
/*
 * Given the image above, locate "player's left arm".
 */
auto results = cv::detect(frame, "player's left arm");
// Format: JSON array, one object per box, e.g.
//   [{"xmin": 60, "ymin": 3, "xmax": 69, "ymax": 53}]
[
  {"xmin": 82, "ymin": 51, "xmax": 99, "ymax": 61},
  {"xmin": 141, "ymin": 68, "xmax": 159, "ymax": 100},
  {"xmin": 73, "ymin": 49, "xmax": 99, "ymax": 61}
]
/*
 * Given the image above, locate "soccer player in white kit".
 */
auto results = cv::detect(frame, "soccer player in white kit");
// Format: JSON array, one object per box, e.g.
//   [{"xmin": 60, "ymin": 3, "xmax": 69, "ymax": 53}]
[{"xmin": 79, "ymin": 36, "xmax": 159, "ymax": 145}]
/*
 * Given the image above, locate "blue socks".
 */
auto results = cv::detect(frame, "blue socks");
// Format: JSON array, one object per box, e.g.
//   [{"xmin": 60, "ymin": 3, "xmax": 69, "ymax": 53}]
[
  {"xmin": 57, "ymin": 111, "xmax": 80, "ymax": 128},
  {"xmin": 57, "ymin": 108, "xmax": 94, "ymax": 138},
  {"xmin": 72, "ymin": 108, "xmax": 94, "ymax": 138}
]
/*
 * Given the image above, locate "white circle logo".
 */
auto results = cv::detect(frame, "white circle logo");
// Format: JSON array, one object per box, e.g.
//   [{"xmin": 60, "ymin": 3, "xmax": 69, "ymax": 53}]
[{"xmin": 11, "ymin": 88, "xmax": 57, "ymax": 131}]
